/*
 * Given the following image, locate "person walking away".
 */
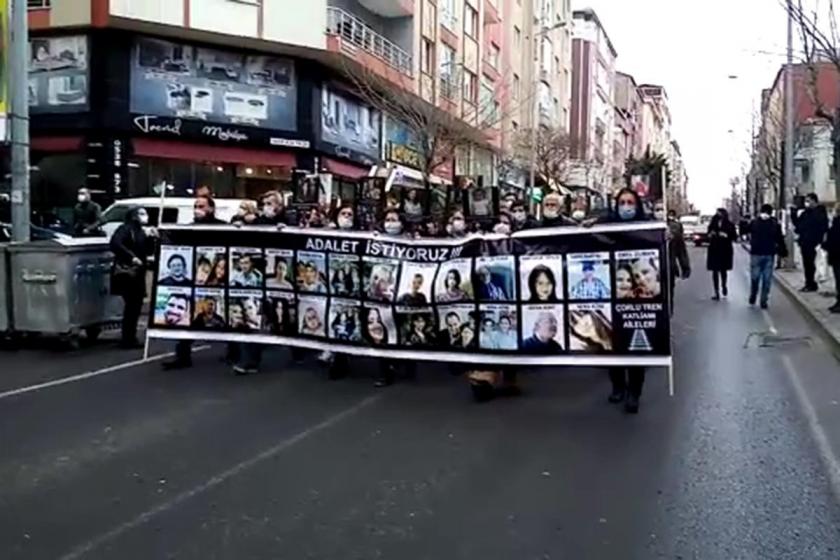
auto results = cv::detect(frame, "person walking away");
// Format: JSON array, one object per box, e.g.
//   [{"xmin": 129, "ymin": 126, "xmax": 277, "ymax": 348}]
[
  {"xmin": 823, "ymin": 203, "xmax": 840, "ymax": 313},
  {"xmin": 109, "ymin": 207, "xmax": 153, "ymax": 348},
  {"xmin": 605, "ymin": 188, "xmax": 647, "ymax": 414},
  {"xmin": 657, "ymin": 203, "xmax": 691, "ymax": 315},
  {"xmin": 706, "ymin": 208, "xmax": 737, "ymax": 300},
  {"xmin": 73, "ymin": 187, "xmax": 103, "ymax": 237},
  {"xmin": 163, "ymin": 196, "xmax": 226, "ymax": 370},
  {"xmin": 749, "ymin": 204, "xmax": 786, "ymax": 309},
  {"xmin": 793, "ymin": 193, "xmax": 829, "ymax": 292}
]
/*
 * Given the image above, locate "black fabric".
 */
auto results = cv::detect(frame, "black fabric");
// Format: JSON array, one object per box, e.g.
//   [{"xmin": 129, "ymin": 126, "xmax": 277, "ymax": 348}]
[
  {"xmin": 801, "ymin": 244, "xmax": 818, "ymax": 289},
  {"xmin": 194, "ymin": 214, "xmax": 226, "ymax": 226},
  {"xmin": 823, "ymin": 217, "xmax": 840, "ymax": 267},
  {"xmin": 668, "ymin": 219, "xmax": 691, "ymax": 278},
  {"xmin": 712, "ymin": 270, "xmax": 728, "ymax": 295},
  {"xmin": 706, "ymin": 219, "xmax": 737, "ymax": 271},
  {"xmin": 175, "ymin": 340, "xmax": 193, "ymax": 362},
  {"xmin": 109, "ymin": 222, "xmax": 150, "ymax": 297},
  {"xmin": 833, "ymin": 264, "xmax": 840, "ymax": 305},
  {"xmin": 72, "ymin": 201, "xmax": 102, "ymax": 236},
  {"xmin": 750, "ymin": 217, "xmax": 785, "ymax": 256},
  {"xmin": 794, "ymin": 205, "xmax": 829, "ymax": 248},
  {"xmin": 609, "ymin": 367, "xmax": 646, "ymax": 398},
  {"xmin": 120, "ymin": 292, "xmax": 144, "ymax": 344}
]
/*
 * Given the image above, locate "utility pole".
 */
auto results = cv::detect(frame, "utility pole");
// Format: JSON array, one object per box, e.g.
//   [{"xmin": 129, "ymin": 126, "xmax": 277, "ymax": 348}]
[
  {"xmin": 9, "ymin": 0, "xmax": 30, "ymax": 242},
  {"xmin": 783, "ymin": 0, "xmax": 795, "ymax": 262}
]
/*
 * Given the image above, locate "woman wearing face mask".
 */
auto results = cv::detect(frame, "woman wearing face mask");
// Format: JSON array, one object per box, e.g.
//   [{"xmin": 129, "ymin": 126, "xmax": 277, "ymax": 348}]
[
  {"xmin": 493, "ymin": 212, "xmax": 514, "ymax": 235},
  {"xmin": 231, "ymin": 201, "xmax": 259, "ymax": 226},
  {"xmin": 255, "ymin": 191, "xmax": 287, "ymax": 226},
  {"xmin": 110, "ymin": 207, "xmax": 154, "ymax": 349},
  {"xmin": 706, "ymin": 208, "xmax": 737, "ymax": 300},
  {"xmin": 322, "ymin": 204, "xmax": 357, "ymax": 380},
  {"xmin": 446, "ymin": 211, "xmax": 469, "ymax": 238}
]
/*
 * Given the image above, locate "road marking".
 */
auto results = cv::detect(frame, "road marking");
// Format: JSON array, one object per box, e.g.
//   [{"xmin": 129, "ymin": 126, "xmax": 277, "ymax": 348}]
[
  {"xmin": 0, "ymin": 346, "xmax": 209, "ymax": 401},
  {"xmin": 58, "ymin": 394, "xmax": 382, "ymax": 560}
]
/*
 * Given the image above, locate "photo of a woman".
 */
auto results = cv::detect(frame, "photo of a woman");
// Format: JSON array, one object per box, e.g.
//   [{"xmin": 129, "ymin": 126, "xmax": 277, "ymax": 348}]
[
  {"xmin": 437, "ymin": 268, "xmax": 468, "ymax": 302},
  {"xmin": 615, "ymin": 264, "xmax": 636, "ymax": 299},
  {"xmin": 364, "ymin": 307, "xmax": 391, "ymax": 345},
  {"xmin": 300, "ymin": 306, "xmax": 324, "ymax": 336},
  {"xmin": 569, "ymin": 307, "xmax": 613, "ymax": 352},
  {"xmin": 404, "ymin": 313, "xmax": 433, "ymax": 346},
  {"xmin": 206, "ymin": 257, "xmax": 227, "ymax": 286},
  {"xmin": 633, "ymin": 258, "xmax": 661, "ymax": 299},
  {"xmin": 527, "ymin": 265, "xmax": 559, "ymax": 302},
  {"xmin": 616, "ymin": 250, "xmax": 662, "ymax": 300}
]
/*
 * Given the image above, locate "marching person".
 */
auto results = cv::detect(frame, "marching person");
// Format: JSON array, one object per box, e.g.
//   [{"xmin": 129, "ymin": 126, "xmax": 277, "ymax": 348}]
[
  {"xmin": 73, "ymin": 187, "xmax": 103, "ymax": 237},
  {"xmin": 749, "ymin": 204, "xmax": 787, "ymax": 309},
  {"xmin": 324, "ymin": 204, "xmax": 358, "ymax": 380},
  {"xmin": 510, "ymin": 200, "xmax": 537, "ymax": 231},
  {"xmin": 541, "ymin": 193, "xmax": 575, "ymax": 228},
  {"xmin": 163, "ymin": 196, "xmax": 226, "ymax": 370},
  {"xmin": 793, "ymin": 193, "xmax": 829, "ymax": 292},
  {"xmin": 605, "ymin": 188, "xmax": 647, "ymax": 414},
  {"xmin": 706, "ymin": 208, "xmax": 737, "ymax": 300},
  {"xmin": 658, "ymin": 203, "xmax": 691, "ymax": 314},
  {"xmin": 109, "ymin": 207, "xmax": 153, "ymax": 349},
  {"xmin": 824, "ymin": 202, "xmax": 840, "ymax": 313}
]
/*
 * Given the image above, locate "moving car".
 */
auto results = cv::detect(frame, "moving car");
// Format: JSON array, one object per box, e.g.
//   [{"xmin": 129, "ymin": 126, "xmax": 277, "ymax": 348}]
[{"xmin": 680, "ymin": 215, "xmax": 714, "ymax": 246}]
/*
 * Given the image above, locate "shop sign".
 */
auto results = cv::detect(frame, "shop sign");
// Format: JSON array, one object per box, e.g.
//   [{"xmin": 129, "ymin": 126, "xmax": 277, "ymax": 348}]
[
  {"xmin": 133, "ymin": 115, "xmax": 182, "ymax": 136},
  {"xmin": 384, "ymin": 116, "xmax": 423, "ymax": 170},
  {"xmin": 29, "ymin": 35, "xmax": 90, "ymax": 114},
  {"xmin": 202, "ymin": 125, "xmax": 248, "ymax": 142},
  {"xmin": 385, "ymin": 143, "xmax": 423, "ymax": 170},
  {"xmin": 271, "ymin": 137, "xmax": 311, "ymax": 149}
]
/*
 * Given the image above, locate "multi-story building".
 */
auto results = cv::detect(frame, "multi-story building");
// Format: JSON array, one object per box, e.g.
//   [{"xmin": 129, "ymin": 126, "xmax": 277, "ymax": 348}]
[
  {"xmin": 568, "ymin": 7, "xmax": 617, "ymax": 196},
  {"xmin": 667, "ymin": 140, "xmax": 689, "ymax": 214},
  {"xmin": 637, "ymin": 84, "xmax": 671, "ymax": 157},
  {"xmin": 612, "ymin": 71, "xmax": 641, "ymax": 190}
]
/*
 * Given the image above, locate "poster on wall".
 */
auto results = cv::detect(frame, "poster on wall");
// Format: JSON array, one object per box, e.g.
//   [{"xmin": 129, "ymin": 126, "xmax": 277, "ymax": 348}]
[
  {"xmin": 130, "ymin": 38, "xmax": 297, "ymax": 131},
  {"xmin": 319, "ymin": 87, "xmax": 381, "ymax": 165},
  {"xmin": 28, "ymin": 35, "xmax": 89, "ymax": 113}
]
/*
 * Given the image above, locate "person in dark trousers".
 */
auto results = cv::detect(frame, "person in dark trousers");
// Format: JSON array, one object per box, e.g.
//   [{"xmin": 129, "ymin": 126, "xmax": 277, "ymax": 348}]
[
  {"xmin": 823, "ymin": 203, "xmax": 840, "ymax": 313},
  {"xmin": 793, "ymin": 193, "xmax": 829, "ymax": 292},
  {"xmin": 109, "ymin": 207, "xmax": 153, "ymax": 348},
  {"xmin": 73, "ymin": 187, "xmax": 103, "ymax": 237},
  {"xmin": 605, "ymin": 188, "xmax": 647, "ymax": 414},
  {"xmin": 749, "ymin": 204, "xmax": 787, "ymax": 309},
  {"xmin": 163, "ymin": 196, "xmax": 226, "ymax": 370},
  {"xmin": 662, "ymin": 205, "xmax": 691, "ymax": 314},
  {"xmin": 706, "ymin": 208, "xmax": 737, "ymax": 300}
]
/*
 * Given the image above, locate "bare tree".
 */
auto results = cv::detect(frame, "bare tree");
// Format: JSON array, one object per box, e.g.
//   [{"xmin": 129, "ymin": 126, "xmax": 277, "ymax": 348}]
[{"xmin": 507, "ymin": 126, "xmax": 575, "ymax": 190}]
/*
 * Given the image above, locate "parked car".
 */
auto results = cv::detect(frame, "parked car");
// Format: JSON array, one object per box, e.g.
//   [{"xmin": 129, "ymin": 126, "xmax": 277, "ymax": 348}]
[
  {"xmin": 0, "ymin": 223, "xmax": 74, "ymax": 243},
  {"xmin": 99, "ymin": 197, "xmax": 246, "ymax": 240}
]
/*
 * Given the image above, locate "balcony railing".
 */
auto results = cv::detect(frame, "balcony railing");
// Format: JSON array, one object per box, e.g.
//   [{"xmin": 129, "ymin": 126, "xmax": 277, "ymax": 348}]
[
  {"xmin": 27, "ymin": 0, "xmax": 51, "ymax": 8},
  {"xmin": 326, "ymin": 7, "xmax": 413, "ymax": 77}
]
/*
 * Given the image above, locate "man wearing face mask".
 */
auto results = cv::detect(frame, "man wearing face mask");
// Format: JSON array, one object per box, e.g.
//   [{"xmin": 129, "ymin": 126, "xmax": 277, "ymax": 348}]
[
  {"xmin": 110, "ymin": 207, "xmax": 153, "ymax": 348},
  {"xmin": 446, "ymin": 211, "xmax": 469, "ymax": 238},
  {"xmin": 73, "ymin": 187, "xmax": 103, "ymax": 237},
  {"xmin": 255, "ymin": 191, "xmax": 288, "ymax": 226},
  {"xmin": 541, "ymin": 193, "xmax": 575, "ymax": 227},
  {"xmin": 792, "ymin": 193, "xmax": 829, "ymax": 292},
  {"xmin": 749, "ymin": 204, "xmax": 787, "ymax": 309}
]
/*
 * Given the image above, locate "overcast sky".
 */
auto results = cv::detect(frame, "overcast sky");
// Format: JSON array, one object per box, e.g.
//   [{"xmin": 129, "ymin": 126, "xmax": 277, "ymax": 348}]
[{"xmin": 580, "ymin": 0, "xmax": 789, "ymax": 213}]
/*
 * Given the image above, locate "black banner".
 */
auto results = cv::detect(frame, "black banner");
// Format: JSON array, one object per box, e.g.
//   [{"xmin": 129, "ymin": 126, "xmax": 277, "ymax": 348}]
[{"xmin": 147, "ymin": 223, "xmax": 672, "ymax": 366}]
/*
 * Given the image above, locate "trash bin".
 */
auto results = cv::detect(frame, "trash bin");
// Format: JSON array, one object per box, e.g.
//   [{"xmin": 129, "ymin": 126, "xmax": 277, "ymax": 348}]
[{"xmin": 8, "ymin": 238, "xmax": 122, "ymax": 342}]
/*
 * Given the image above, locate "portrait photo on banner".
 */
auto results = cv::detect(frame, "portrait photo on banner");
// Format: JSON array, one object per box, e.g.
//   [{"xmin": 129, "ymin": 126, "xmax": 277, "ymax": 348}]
[
  {"xmin": 475, "ymin": 256, "xmax": 515, "ymax": 302},
  {"xmin": 158, "ymin": 246, "xmax": 194, "ymax": 287},
  {"xmin": 615, "ymin": 249, "xmax": 662, "ymax": 299},
  {"xmin": 328, "ymin": 299, "xmax": 363, "ymax": 342},
  {"xmin": 192, "ymin": 288, "xmax": 226, "ymax": 329},
  {"xmin": 396, "ymin": 262, "xmax": 438, "ymax": 306},
  {"xmin": 521, "ymin": 304, "xmax": 565, "ymax": 354},
  {"xmin": 363, "ymin": 304, "xmax": 397, "ymax": 346},
  {"xmin": 396, "ymin": 306, "xmax": 437, "ymax": 348},
  {"xmin": 265, "ymin": 291, "xmax": 296, "ymax": 336},
  {"xmin": 298, "ymin": 296, "xmax": 328, "ymax": 337},
  {"xmin": 228, "ymin": 289, "xmax": 264, "ymax": 332},
  {"xmin": 328, "ymin": 254, "xmax": 361, "ymax": 298},
  {"xmin": 437, "ymin": 304, "xmax": 478, "ymax": 350},
  {"xmin": 568, "ymin": 302, "xmax": 613, "ymax": 352},
  {"xmin": 266, "ymin": 249, "xmax": 295, "ymax": 290},
  {"xmin": 364, "ymin": 257, "xmax": 399, "ymax": 303},
  {"xmin": 435, "ymin": 258, "xmax": 474, "ymax": 303},
  {"xmin": 519, "ymin": 255, "xmax": 564, "ymax": 303},
  {"xmin": 568, "ymin": 252, "xmax": 612, "ymax": 301},
  {"xmin": 229, "ymin": 247, "xmax": 265, "ymax": 288},
  {"xmin": 154, "ymin": 286, "xmax": 192, "ymax": 327},
  {"xmin": 296, "ymin": 250, "xmax": 328, "ymax": 294},
  {"xmin": 479, "ymin": 304, "xmax": 519, "ymax": 351},
  {"xmin": 195, "ymin": 246, "xmax": 227, "ymax": 287}
]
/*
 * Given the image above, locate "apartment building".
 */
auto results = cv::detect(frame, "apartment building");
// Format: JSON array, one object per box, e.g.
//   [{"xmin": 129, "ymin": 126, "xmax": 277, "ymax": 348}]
[
  {"xmin": 612, "ymin": 71, "xmax": 641, "ymax": 190},
  {"xmin": 636, "ymin": 84, "xmax": 671, "ymax": 158}
]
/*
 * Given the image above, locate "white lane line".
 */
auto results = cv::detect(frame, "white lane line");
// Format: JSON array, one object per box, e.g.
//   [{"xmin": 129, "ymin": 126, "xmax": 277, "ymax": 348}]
[
  {"xmin": 58, "ymin": 394, "xmax": 383, "ymax": 560},
  {"xmin": 0, "ymin": 345, "xmax": 209, "ymax": 401}
]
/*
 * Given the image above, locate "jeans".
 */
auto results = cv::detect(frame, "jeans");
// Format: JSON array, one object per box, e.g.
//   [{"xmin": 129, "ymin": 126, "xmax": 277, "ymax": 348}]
[
  {"xmin": 801, "ymin": 244, "xmax": 818, "ymax": 288},
  {"xmin": 750, "ymin": 255, "xmax": 775, "ymax": 305},
  {"xmin": 237, "ymin": 343, "xmax": 264, "ymax": 370},
  {"xmin": 120, "ymin": 292, "xmax": 144, "ymax": 344}
]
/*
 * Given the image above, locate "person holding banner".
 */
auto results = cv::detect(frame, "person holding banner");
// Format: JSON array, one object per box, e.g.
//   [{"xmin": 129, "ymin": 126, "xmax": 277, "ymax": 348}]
[
  {"xmin": 325, "ymin": 204, "xmax": 359, "ymax": 380},
  {"xmin": 110, "ymin": 207, "xmax": 154, "ymax": 348}
]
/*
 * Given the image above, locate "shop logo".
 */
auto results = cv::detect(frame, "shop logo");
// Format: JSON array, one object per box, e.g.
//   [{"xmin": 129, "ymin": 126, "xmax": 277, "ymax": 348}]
[
  {"xmin": 133, "ymin": 115, "xmax": 182, "ymax": 136},
  {"xmin": 270, "ymin": 137, "xmax": 310, "ymax": 149},
  {"xmin": 202, "ymin": 126, "xmax": 248, "ymax": 142}
]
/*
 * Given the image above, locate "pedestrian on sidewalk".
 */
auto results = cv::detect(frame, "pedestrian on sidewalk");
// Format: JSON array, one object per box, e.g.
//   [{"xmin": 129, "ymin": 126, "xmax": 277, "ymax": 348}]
[
  {"xmin": 823, "ymin": 202, "xmax": 840, "ymax": 313},
  {"xmin": 109, "ymin": 207, "xmax": 153, "ymax": 348},
  {"xmin": 659, "ymin": 203, "xmax": 691, "ymax": 315},
  {"xmin": 707, "ymin": 208, "xmax": 737, "ymax": 300},
  {"xmin": 749, "ymin": 204, "xmax": 787, "ymax": 309},
  {"xmin": 793, "ymin": 193, "xmax": 829, "ymax": 292}
]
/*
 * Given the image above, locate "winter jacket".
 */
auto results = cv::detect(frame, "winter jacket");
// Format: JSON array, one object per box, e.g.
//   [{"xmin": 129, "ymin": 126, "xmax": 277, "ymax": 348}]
[
  {"xmin": 823, "ymin": 216, "xmax": 840, "ymax": 267},
  {"xmin": 109, "ymin": 222, "xmax": 151, "ymax": 297},
  {"xmin": 706, "ymin": 219, "xmax": 737, "ymax": 271},
  {"xmin": 750, "ymin": 216, "xmax": 786, "ymax": 257},
  {"xmin": 73, "ymin": 201, "xmax": 102, "ymax": 236},
  {"xmin": 794, "ymin": 205, "xmax": 829, "ymax": 248},
  {"xmin": 667, "ymin": 219, "xmax": 691, "ymax": 279}
]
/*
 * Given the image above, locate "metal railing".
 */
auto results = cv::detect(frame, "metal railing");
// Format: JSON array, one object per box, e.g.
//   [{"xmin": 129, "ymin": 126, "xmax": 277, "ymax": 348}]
[
  {"xmin": 27, "ymin": 0, "xmax": 51, "ymax": 8},
  {"xmin": 326, "ymin": 7, "xmax": 413, "ymax": 77}
]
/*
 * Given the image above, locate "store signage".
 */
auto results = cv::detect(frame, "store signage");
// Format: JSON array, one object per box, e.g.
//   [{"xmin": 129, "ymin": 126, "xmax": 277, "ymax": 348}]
[
  {"xmin": 385, "ymin": 142, "xmax": 423, "ymax": 170},
  {"xmin": 113, "ymin": 139, "xmax": 123, "ymax": 195},
  {"xmin": 133, "ymin": 115, "xmax": 182, "ymax": 136},
  {"xmin": 202, "ymin": 125, "xmax": 248, "ymax": 142},
  {"xmin": 271, "ymin": 137, "xmax": 311, "ymax": 149}
]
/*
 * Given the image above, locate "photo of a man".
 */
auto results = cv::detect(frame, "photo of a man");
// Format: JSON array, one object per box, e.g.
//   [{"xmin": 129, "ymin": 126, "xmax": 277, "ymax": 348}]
[
  {"xmin": 158, "ymin": 247, "xmax": 194, "ymax": 286},
  {"xmin": 522, "ymin": 311, "xmax": 563, "ymax": 354},
  {"xmin": 397, "ymin": 273, "xmax": 428, "ymax": 306},
  {"xmin": 568, "ymin": 253, "xmax": 612, "ymax": 301},
  {"xmin": 230, "ymin": 249, "xmax": 265, "ymax": 288},
  {"xmin": 154, "ymin": 287, "xmax": 192, "ymax": 327}
]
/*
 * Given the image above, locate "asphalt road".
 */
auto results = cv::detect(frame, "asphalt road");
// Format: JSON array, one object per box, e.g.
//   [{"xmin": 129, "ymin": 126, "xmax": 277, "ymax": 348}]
[{"xmin": 3, "ymin": 248, "xmax": 840, "ymax": 559}]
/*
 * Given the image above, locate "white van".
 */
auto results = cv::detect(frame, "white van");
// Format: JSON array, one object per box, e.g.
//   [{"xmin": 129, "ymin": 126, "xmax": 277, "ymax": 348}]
[{"xmin": 99, "ymin": 197, "xmax": 246, "ymax": 239}]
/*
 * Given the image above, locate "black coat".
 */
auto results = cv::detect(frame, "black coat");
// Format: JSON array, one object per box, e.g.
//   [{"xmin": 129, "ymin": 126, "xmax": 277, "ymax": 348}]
[
  {"xmin": 667, "ymin": 219, "xmax": 691, "ymax": 278},
  {"xmin": 109, "ymin": 222, "xmax": 152, "ymax": 296},
  {"xmin": 706, "ymin": 219, "xmax": 737, "ymax": 271},
  {"xmin": 794, "ymin": 205, "xmax": 829, "ymax": 248},
  {"xmin": 824, "ymin": 216, "xmax": 840, "ymax": 267},
  {"xmin": 750, "ymin": 217, "xmax": 787, "ymax": 257}
]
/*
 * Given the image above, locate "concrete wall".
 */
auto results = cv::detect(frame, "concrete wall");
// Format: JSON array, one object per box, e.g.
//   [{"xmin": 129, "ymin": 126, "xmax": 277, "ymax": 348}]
[
  {"xmin": 189, "ymin": 0, "xmax": 259, "ymax": 38},
  {"xmin": 264, "ymin": 0, "xmax": 327, "ymax": 49},
  {"xmin": 51, "ymin": 0, "xmax": 92, "ymax": 26},
  {"xmin": 110, "ymin": 0, "xmax": 185, "ymax": 26}
]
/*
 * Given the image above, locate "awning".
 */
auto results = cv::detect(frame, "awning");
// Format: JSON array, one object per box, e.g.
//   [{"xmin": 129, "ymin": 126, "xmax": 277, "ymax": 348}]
[
  {"xmin": 132, "ymin": 138, "xmax": 297, "ymax": 167},
  {"xmin": 31, "ymin": 136, "xmax": 84, "ymax": 152},
  {"xmin": 321, "ymin": 157, "xmax": 371, "ymax": 179}
]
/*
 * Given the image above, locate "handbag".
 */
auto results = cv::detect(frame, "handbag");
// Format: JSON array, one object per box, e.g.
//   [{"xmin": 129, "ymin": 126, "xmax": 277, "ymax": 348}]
[{"xmin": 112, "ymin": 261, "xmax": 142, "ymax": 282}]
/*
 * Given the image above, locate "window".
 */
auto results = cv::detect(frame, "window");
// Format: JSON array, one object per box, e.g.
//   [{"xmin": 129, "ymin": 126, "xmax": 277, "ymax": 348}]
[
  {"xmin": 465, "ymin": 5, "xmax": 479, "ymax": 37},
  {"xmin": 514, "ymin": 26, "xmax": 522, "ymax": 50},
  {"xmin": 464, "ymin": 70, "xmax": 478, "ymax": 104},
  {"xmin": 538, "ymin": 81, "xmax": 552, "ymax": 117},
  {"xmin": 513, "ymin": 74, "xmax": 521, "ymax": 101},
  {"xmin": 488, "ymin": 44, "xmax": 500, "ymax": 68},
  {"xmin": 540, "ymin": 37, "xmax": 553, "ymax": 74},
  {"xmin": 831, "ymin": 163, "xmax": 837, "ymax": 181},
  {"xmin": 440, "ymin": 43, "xmax": 456, "ymax": 98},
  {"xmin": 440, "ymin": 0, "xmax": 457, "ymax": 29},
  {"xmin": 796, "ymin": 160, "xmax": 812, "ymax": 184},
  {"xmin": 421, "ymin": 39, "xmax": 435, "ymax": 75},
  {"xmin": 512, "ymin": 120, "xmax": 519, "ymax": 132},
  {"xmin": 27, "ymin": 0, "xmax": 51, "ymax": 7}
]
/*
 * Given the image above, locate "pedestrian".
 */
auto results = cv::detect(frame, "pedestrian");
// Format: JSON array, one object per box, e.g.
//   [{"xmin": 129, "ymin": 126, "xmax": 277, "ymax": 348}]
[
  {"xmin": 822, "ymin": 203, "xmax": 840, "ymax": 313},
  {"xmin": 793, "ymin": 193, "xmax": 829, "ymax": 292},
  {"xmin": 510, "ymin": 200, "xmax": 537, "ymax": 231},
  {"xmin": 749, "ymin": 204, "xmax": 786, "ymax": 309},
  {"xmin": 706, "ymin": 208, "xmax": 737, "ymax": 300},
  {"xmin": 109, "ymin": 207, "xmax": 153, "ymax": 349},
  {"xmin": 739, "ymin": 215, "xmax": 752, "ymax": 242},
  {"xmin": 254, "ymin": 191, "xmax": 288, "ymax": 226},
  {"xmin": 605, "ymin": 188, "xmax": 647, "ymax": 414},
  {"xmin": 323, "ymin": 204, "xmax": 358, "ymax": 380},
  {"xmin": 163, "ymin": 196, "xmax": 226, "ymax": 371},
  {"xmin": 73, "ymin": 187, "xmax": 103, "ymax": 237},
  {"xmin": 540, "ymin": 193, "xmax": 575, "ymax": 227},
  {"xmin": 659, "ymin": 204, "xmax": 691, "ymax": 315},
  {"xmin": 231, "ymin": 201, "xmax": 258, "ymax": 225}
]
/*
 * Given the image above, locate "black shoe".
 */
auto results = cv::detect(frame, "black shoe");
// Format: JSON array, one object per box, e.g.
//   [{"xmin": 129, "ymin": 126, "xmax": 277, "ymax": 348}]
[
  {"xmin": 749, "ymin": 297, "xmax": 757, "ymax": 306},
  {"xmin": 497, "ymin": 384, "xmax": 523, "ymax": 398},
  {"xmin": 608, "ymin": 390, "xmax": 626, "ymax": 404},
  {"xmin": 373, "ymin": 376, "xmax": 394, "ymax": 388},
  {"xmin": 471, "ymin": 381, "xmax": 496, "ymax": 403},
  {"xmin": 162, "ymin": 359, "xmax": 192, "ymax": 371},
  {"xmin": 328, "ymin": 364, "xmax": 347, "ymax": 380},
  {"xmin": 624, "ymin": 394, "xmax": 640, "ymax": 414},
  {"xmin": 722, "ymin": 287, "xmax": 728, "ymax": 297},
  {"xmin": 712, "ymin": 294, "xmax": 721, "ymax": 301},
  {"xmin": 233, "ymin": 365, "xmax": 258, "ymax": 376},
  {"xmin": 760, "ymin": 302, "xmax": 769, "ymax": 310},
  {"xmin": 801, "ymin": 286, "xmax": 818, "ymax": 293}
]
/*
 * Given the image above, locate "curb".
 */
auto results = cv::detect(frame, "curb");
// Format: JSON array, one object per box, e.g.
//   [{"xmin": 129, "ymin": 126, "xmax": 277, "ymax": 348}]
[{"xmin": 773, "ymin": 270, "xmax": 840, "ymax": 359}]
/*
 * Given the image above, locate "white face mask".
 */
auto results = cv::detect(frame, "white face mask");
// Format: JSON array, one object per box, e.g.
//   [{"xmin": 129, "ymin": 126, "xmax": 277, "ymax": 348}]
[
  {"xmin": 337, "ymin": 216, "xmax": 353, "ymax": 230},
  {"xmin": 262, "ymin": 205, "xmax": 277, "ymax": 218},
  {"xmin": 493, "ymin": 222, "xmax": 511, "ymax": 235},
  {"xmin": 654, "ymin": 210, "xmax": 666, "ymax": 221},
  {"xmin": 384, "ymin": 222, "xmax": 402, "ymax": 235},
  {"xmin": 451, "ymin": 219, "xmax": 466, "ymax": 233},
  {"xmin": 137, "ymin": 210, "xmax": 149, "ymax": 225},
  {"xmin": 572, "ymin": 209, "xmax": 586, "ymax": 221},
  {"xmin": 543, "ymin": 208, "xmax": 559, "ymax": 220},
  {"xmin": 759, "ymin": 212, "xmax": 770, "ymax": 220},
  {"xmin": 77, "ymin": 193, "xmax": 88, "ymax": 203}
]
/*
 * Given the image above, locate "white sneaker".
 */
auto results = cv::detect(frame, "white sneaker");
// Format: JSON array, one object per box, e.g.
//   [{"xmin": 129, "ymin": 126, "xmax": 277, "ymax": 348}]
[{"xmin": 318, "ymin": 350, "xmax": 334, "ymax": 364}]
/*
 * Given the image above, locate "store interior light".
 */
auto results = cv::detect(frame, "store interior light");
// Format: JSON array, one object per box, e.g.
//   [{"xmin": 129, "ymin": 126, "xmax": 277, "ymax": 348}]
[
  {"xmin": 266, "ymin": 168, "xmax": 273, "ymax": 175},
  {"xmin": 245, "ymin": 167, "xmax": 254, "ymax": 175},
  {"xmin": 216, "ymin": 166, "xmax": 224, "ymax": 172}
]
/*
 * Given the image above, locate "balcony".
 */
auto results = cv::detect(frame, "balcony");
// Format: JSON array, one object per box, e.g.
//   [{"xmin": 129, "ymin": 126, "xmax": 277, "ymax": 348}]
[
  {"xmin": 357, "ymin": 0, "xmax": 413, "ymax": 18},
  {"xmin": 326, "ymin": 7, "xmax": 414, "ymax": 77},
  {"xmin": 27, "ymin": 0, "xmax": 50, "ymax": 7}
]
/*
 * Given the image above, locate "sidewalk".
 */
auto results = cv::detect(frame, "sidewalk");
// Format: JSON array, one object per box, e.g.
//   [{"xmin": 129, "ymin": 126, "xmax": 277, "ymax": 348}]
[{"xmin": 773, "ymin": 267, "xmax": 840, "ymax": 352}]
